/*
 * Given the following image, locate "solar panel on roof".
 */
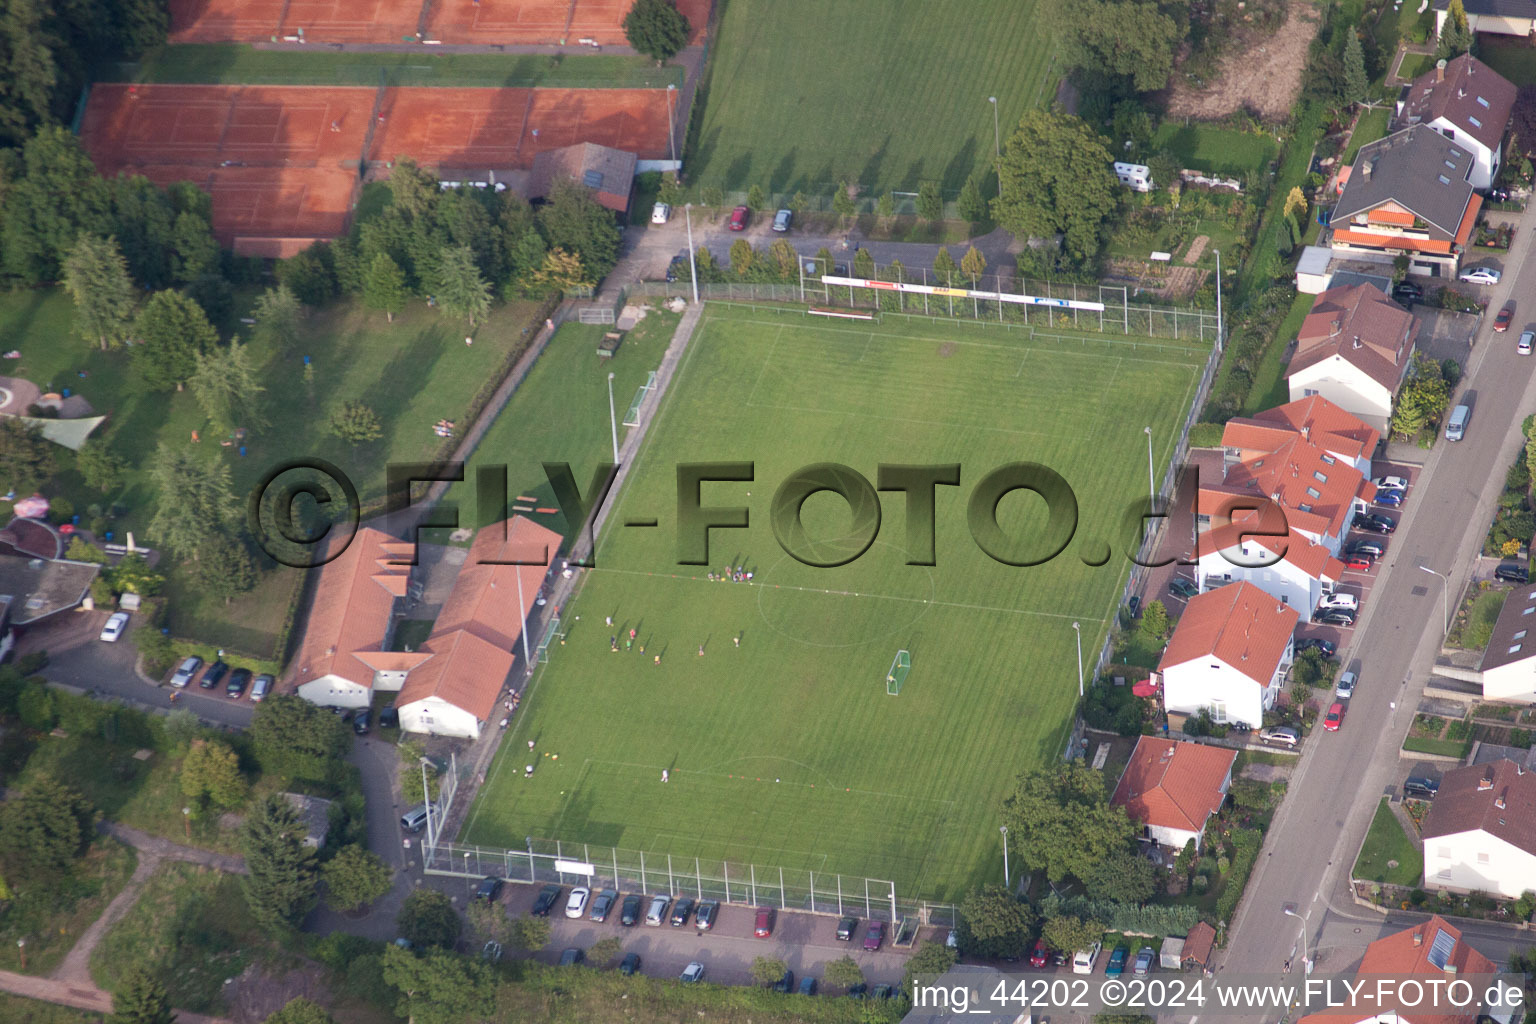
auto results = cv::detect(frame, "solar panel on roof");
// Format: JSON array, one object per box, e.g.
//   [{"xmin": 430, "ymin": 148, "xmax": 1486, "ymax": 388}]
[
  {"xmin": 1427, "ymin": 928, "xmax": 1456, "ymax": 969},
  {"xmin": 583, "ymin": 170, "xmax": 603, "ymax": 189}
]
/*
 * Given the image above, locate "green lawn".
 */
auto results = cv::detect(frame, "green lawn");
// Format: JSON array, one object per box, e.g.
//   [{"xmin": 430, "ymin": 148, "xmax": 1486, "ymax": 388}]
[
  {"xmin": 1, "ymin": 288, "xmax": 544, "ymax": 657},
  {"xmin": 461, "ymin": 304, "xmax": 1208, "ymax": 900},
  {"xmin": 123, "ymin": 44, "xmax": 683, "ymax": 89},
  {"xmin": 1152, "ymin": 122, "xmax": 1278, "ymax": 180},
  {"xmin": 689, "ymin": 0, "xmax": 1056, "ymax": 194},
  {"xmin": 1398, "ymin": 52, "xmax": 1436, "ymax": 82},
  {"xmin": 1342, "ymin": 106, "xmax": 1393, "ymax": 166},
  {"xmin": 1241, "ymin": 290, "xmax": 1313, "ymax": 416},
  {"xmin": 1402, "ymin": 735, "xmax": 1474, "ymax": 758},
  {"xmin": 0, "ymin": 994, "xmax": 103, "ymax": 1024},
  {"xmin": 1477, "ymin": 37, "xmax": 1536, "ymax": 88},
  {"xmin": 1352, "ymin": 799, "xmax": 1423, "ymax": 886}
]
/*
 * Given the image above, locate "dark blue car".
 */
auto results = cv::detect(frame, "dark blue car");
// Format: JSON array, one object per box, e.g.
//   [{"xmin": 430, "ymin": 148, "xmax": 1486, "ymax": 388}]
[{"xmin": 1374, "ymin": 488, "xmax": 1404, "ymax": 508}]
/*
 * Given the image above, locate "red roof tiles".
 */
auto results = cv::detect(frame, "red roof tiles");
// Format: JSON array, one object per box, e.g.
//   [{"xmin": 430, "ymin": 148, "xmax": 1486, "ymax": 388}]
[
  {"xmin": 1159, "ymin": 580, "xmax": 1300, "ymax": 685},
  {"xmin": 1110, "ymin": 737, "xmax": 1237, "ymax": 833}
]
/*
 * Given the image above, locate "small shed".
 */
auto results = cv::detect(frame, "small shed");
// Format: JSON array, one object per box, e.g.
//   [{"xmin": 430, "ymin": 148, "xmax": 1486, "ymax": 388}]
[
  {"xmin": 1159, "ymin": 935, "xmax": 1185, "ymax": 970},
  {"xmin": 1182, "ymin": 921, "xmax": 1217, "ymax": 971},
  {"xmin": 282, "ymin": 792, "xmax": 334, "ymax": 849}
]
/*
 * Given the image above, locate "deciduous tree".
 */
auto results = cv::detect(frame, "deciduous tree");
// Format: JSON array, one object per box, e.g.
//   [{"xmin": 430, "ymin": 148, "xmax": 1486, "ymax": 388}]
[
  {"xmin": 588, "ymin": 936, "xmax": 622, "ymax": 966},
  {"xmin": 189, "ymin": 337, "xmax": 266, "ymax": 432},
  {"xmin": 933, "ymin": 247, "xmax": 958, "ymax": 285},
  {"xmin": 133, "ymin": 290, "xmax": 217, "ymax": 391},
  {"xmin": 330, "ymin": 400, "xmax": 383, "ymax": 446},
  {"xmin": 1000, "ymin": 761, "xmax": 1137, "ymax": 882},
  {"xmin": 729, "ymin": 238, "xmax": 755, "ymax": 277},
  {"xmin": 507, "ymin": 914, "xmax": 551, "ymax": 952},
  {"xmin": 958, "ymin": 175, "xmax": 987, "ymax": 223},
  {"xmin": 917, "ymin": 180, "xmax": 942, "ymax": 221},
  {"xmin": 398, "ymin": 888, "xmax": 460, "ymax": 949},
  {"xmin": 824, "ymin": 955, "xmax": 864, "ymax": 990},
  {"xmin": 536, "ymin": 182, "xmax": 620, "ymax": 281},
  {"xmin": 902, "ymin": 940, "xmax": 958, "ymax": 996},
  {"xmin": 1051, "ymin": 0, "xmax": 1181, "ymax": 92},
  {"xmin": 188, "ymin": 532, "xmax": 258, "ymax": 603},
  {"xmin": 145, "ymin": 443, "xmax": 236, "ymax": 558},
  {"xmin": 993, "ymin": 111, "xmax": 1121, "ymax": 266},
  {"xmin": 751, "ymin": 956, "xmax": 789, "ymax": 985},
  {"xmin": 75, "ymin": 439, "xmax": 126, "ymax": 493},
  {"xmin": 381, "ymin": 944, "xmax": 493, "ymax": 1024},
  {"xmin": 746, "ymin": 184, "xmax": 766, "ymax": 210},
  {"xmin": 1042, "ymin": 914, "xmax": 1104, "ymax": 958},
  {"xmin": 960, "ymin": 884, "xmax": 1037, "ymax": 959},
  {"xmin": 832, "ymin": 180, "xmax": 857, "ymax": 220},
  {"xmin": 961, "ymin": 245, "xmax": 987, "ymax": 283},
  {"xmin": 1389, "ymin": 354, "xmax": 1451, "ymax": 440},
  {"xmin": 62, "ymin": 234, "xmax": 136, "ymax": 350},
  {"xmin": 263, "ymin": 997, "xmax": 335, "ymax": 1024},
  {"xmin": 1141, "ymin": 599, "xmax": 1172, "ymax": 644},
  {"xmin": 250, "ymin": 695, "xmax": 352, "ymax": 780},
  {"xmin": 622, "ymin": 0, "xmax": 691, "ymax": 63},
  {"xmin": 362, "ymin": 253, "xmax": 408, "ymax": 322},
  {"xmin": 171, "ymin": 210, "xmax": 219, "ymax": 284},
  {"xmin": 0, "ymin": 418, "xmax": 57, "ymax": 492},
  {"xmin": 322, "ymin": 845, "xmax": 393, "ymax": 914},
  {"xmin": 181, "ymin": 738, "xmax": 248, "ymax": 810},
  {"xmin": 253, "ymin": 284, "xmax": 304, "ymax": 351},
  {"xmin": 1083, "ymin": 850, "xmax": 1157, "ymax": 903},
  {"xmin": 241, "ymin": 793, "xmax": 317, "ymax": 932}
]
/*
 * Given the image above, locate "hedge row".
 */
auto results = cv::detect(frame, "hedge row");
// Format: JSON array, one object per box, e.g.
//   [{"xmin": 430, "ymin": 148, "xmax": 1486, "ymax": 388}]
[{"xmin": 1039, "ymin": 893, "xmax": 1201, "ymax": 937}]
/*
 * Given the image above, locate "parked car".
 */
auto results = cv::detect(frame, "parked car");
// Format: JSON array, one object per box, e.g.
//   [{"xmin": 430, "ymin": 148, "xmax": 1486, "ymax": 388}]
[
  {"xmin": 480, "ymin": 940, "xmax": 502, "ymax": 962},
  {"xmin": 251, "ymin": 673, "xmax": 273, "ymax": 701},
  {"xmin": 1106, "ymin": 946, "xmax": 1129, "ymax": 977},
  {"xmin": 170, "ymin": 655, "xmax": 203, "ymax": 688},
  {"xmin": 845, "ymin": 983, "xmax": 868, "ymax": 999},
  {"xmin": 1260, "ymin": 725, "xmax": 1300, "ymax": 747},
  {"xmin": 1072, "ymin": 942, "xmax": 1102, "ymax": 975},
  {"xmin": 1295, "ymin": 637, "xmax": 1337, "ymax": 657},
  {"xmin": 754, "ymin": 906, "xmax": 774, "ymax": 938},
  {"xmin": 1133, "ymin": 946, "xmax": 1155, "ymax": 976},
  {"xmin": 695, "ymin": 899, "xmax": 719, "ymax": 931},
  {"xmin": 1496, "ymin": 562, "xmax": 1530, "ymax": 584},
  {"xmin": 1313, "ymin": 608, "xmax": 1357, "ymax": 626},
  {"xmin": 799, "ymin": 976, "xmax": 817, "ymax": 996},
  {"xmin": 620, "ymin": 893, "xmax": 642, "ymax": 926},
  {"xmin": 729, "ymin": 206, "xmax": 749, "ymax": 230},
  {"xmin": 1168, "ymin": 576, "xmax": 1200, "ymax": 600},
  {"xmin": 378, "ymin": 704, "xmax": 399, "ymax": 728},
  {"xmin": 650, "ymin": 201, "xmax": 670, "ymax": 225},
  {"xmin": 1374, "ymin": 489, "xmax": 1404, "ymax": 508},
  {"xmin": 590, "ymin": 888, "xmax": 618, "ymax": 923},
  {"xmin": 863, "ymin": 920, "xmax": 885, "ymax": 951},
  {"xmin": 836, "ymin": 915, "xmax": 857, "ymax": 941},
  {"xmin": 1392, "ymin": 281, "xmax": 1424, "ymax": 302},
  {"xmin": 665, "ymin": 253, "xmax": 688, "ymax": 282},
  {"xmin": 620, "ymin": 952, "xmax": 641, "ymax": 976},
  {"xmin": 680, "ymin": 962, "xmax": 705, "ymax": 984},
  {"xmin": 645, "ymin": 894, "xmax": 670, "ymax": 926},
  {"xmin": 1521, "ymin": 331, "xmax": 1534, "ymax": 356},
  {"xmin": 99, "ymin": 611, "xmax": 130, "ymax": 642},
  {"xmin": 773, "ymin": 969, "xmax": 795, "ymax": 993},
  {"xmin": 531, "ymin": 884, "xmax": 563, "ymax": 916},
  {"xmin": 1495, "ymin": 304, "xmax": 1515, "ymax": 332},
  {"xmin": 670, "ymin": 897, "xmax": 695, "ymax": 927},
  {"xmin": 1030, "ymin": 940, "xmax": 1050, "ymax": 967},
  {"xmin": 200, "ymin": 660, "xmax": 229, "ymax": 690},
  {"xmin": 559, "ymin": 948, "xmax": 584, "ymax": 966},
  {"xmin": 1127, "ymin": 595, "xmax": 1141, "ymax": 618},
  {"xmin": 1317, "ymin": 592, "xmax": 1358, "ymax": 611},
  {"xmin": 353, "ymin": 707, "xmax": 371, "ymax": 734},
  {"xmin": 772, "ymin": 208, "xmax": 792, "ymax": 232},
  {"xmin": 872, "ymin": 984, "xmax": 894, "ymax": 1000},
  {"xmin": 565, "ymin": 887, "xmax": 590, "ymax": 918},
  {"xmin": 222, "ymin": 667, "xmax": 250, "ymax": 698},
  {"xmin": 1324, "ymin": 702, "xmax": 1346, "ymax": 731},
  {"xmin": 1353, "ymin": 512, "xmax": 1397, "ymax": 533},
  {"xmin": 1373, "ymin": 475, "xmax": 1408, "ymax": 491},
  {"xmin": 1336, "ymin": 670, "xmax": 1357, "ymax": 699},
  {"xmin": 1404, "ymin": 776, "xmax": 1441, "ymax": 799},
  {"xmin": 1460, "ymin": 267, "xmax": 1502, "ymax": 285},
  {"xmin": 474, "ymin": 876, "xmax": 503, "ymax": 902},
  {"xmin": 1344, "ymin": 553, "xmax": 1376, "ymax": 571},
  {"xmin": 1347, "ymin": 538, "xmax": 1386, "ymax": 557}
]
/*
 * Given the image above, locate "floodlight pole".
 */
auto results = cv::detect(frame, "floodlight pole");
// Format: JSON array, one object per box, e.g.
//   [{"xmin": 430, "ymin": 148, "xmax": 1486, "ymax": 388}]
[
  {"xmin": 607, "ymin": 372, "xmax": 619, "ymax": 462},
  {"xmin": 685, "ymin": 203, "xmax": 699, "ymax": 305},
  {"xmin": 420, "ymin": 757, "xmax": 435, "ymax": 851},
  {"xmin": 1419, "ymin": 565, "xmax": 1449, "ymax": 636},
  {"xmin": 1000, "ymin": 826, "xmax": 1010, "ymax": 888},
  {"xmin": 1072, "ymin": 621, "xmax": 1083, "ymax": 697},
  {"xmin": 1214, "ymin": 248, "xmax": 1224, "ymax": 352},
  {"xmin": 1144, "ymin": 426, "xmax": 1156, "ymax": 509},
  {"xmin": 989, "ymin": 96, "xmax": 1000, "ymax": 158},
  {"xmin": 516, "ymin": 556, "xmax": 532, "ymax": 673},
  {"xmin": 666, "ymin": 84, "xmax": 677, "ymax": 165}
]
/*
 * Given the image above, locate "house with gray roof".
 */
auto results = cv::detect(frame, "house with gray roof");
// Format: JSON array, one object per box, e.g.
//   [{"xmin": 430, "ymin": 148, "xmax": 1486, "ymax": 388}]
[
  {"xmin": 1395, "ymin": 54, "xmax": 1515, "ymax": 189},
  {"xmin": 1288, "ymin": 282, "xmax": 1418, "ymax": 432},
  {"xmin": 1476, "ymin": 583, "xmax": 1536, "ymax": 703},
  {"xmin": 1434, "ymin": 0, "xmax": 1536, "ymax": 37},
  {"xmin": 528, "ymin": 142, "xmax": 637, "ymax": 215},
  {"xmin": 1421, "ymin": 759, "xmax": 1536, "ymax": 898}
]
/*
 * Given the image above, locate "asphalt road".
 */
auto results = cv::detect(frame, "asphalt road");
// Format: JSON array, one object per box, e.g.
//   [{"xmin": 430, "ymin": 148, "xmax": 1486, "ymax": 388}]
[{"xmin": 1212, "ymin": 201, "xmax": 1536, "ymax": 1012}]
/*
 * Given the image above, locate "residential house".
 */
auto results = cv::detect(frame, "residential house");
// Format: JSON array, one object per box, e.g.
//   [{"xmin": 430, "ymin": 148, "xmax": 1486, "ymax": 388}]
[
  {"xmin": 1396, "ymin": 54, "xmax": 1516, "ymax": 190},
  {"xmin": 1158, "ymin": 581, "xmax": 1299, "ymax": 728},
  {"xmin": 1331, "ymin": 126, "xmax": 1482, "ymax": 276},
  {"xmin": 1288, "ymin": 283, "xmax": 1419, "ymax": 432},
  {"xmin": 0, "ymin": 515, "xmax": 103, "ymax": 661},
  {"xmin": 1297, "ymin": 916, "xmax": 1503, "ymax": 1024},
  {"xmin": 1193, "ymin": 509, "xmax": 1346, "ymax": 612},
  {"xmin": 282, "ymin": 792, "xmax": 333, "ymax": 849},
  {"xmin": 1434, "ymin": 0, "xmax": 1536, "ymax": 38},
  {"xmin": 1180, "ymin": 921, "xmax": 1216, "ymax": 972},
  {"xmin": 1475, "ymin": 583, "xmax": 1536, "ymax": 704},
  {"xmin": 528, "ymin": 142, "xmax": 637, "ymax": 215},
  {"xmin": 1421, "ymin": 758, "xmax": 1536, "ymax": 898},
  {"xmin": 1110, "ymin": 736, "xmax": 1237, "ymax": 851}
]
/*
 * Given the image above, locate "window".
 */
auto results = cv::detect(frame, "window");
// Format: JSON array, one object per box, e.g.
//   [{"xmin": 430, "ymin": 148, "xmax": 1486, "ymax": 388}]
[
  {"xmin": 1320, "ymin": 454, "xmax": 1336, "ymax": 465},
  {"xmin": 1516, "ymin": 630, "xmax": 1528, "ymax": 641},
  {"xmin": 1444, "ymin": 160, "xmax": 1457, "ymax": 169},
  {"xmin": 1477, "ymin": 852, "xmax": 1490, "ymax": 865},
  {"xmin": 1510, "ymin": 645, "xmax": 1522, "ymax": 655},
  {"xmin": 1438, "ymin": 174, "xmax": 1451, "ymax": 185},
  {"xmin": 1469, "ymin": 115, "xmax": 1483, "ymax": 128},
  {"xmin": 1439, "ymin": 869, "xmax": 1452, "ymax": 880},
  {"xmin": 1299, "ymin": 503, "xmax": 1314, "ymax": 513},
  {"xmin": 1476, "ymin": 96, "xmax": 1490, "ymax": 108},
  {"xmin": 1306, "ymin": 486, "xmax": 1321, "ymax": 498},
  {"xmin": 1524, "ymin": 606, "xmax": 1535, "ymax": 616},
  {"xmin": 1313, "ymin": 470, "xmax": 1328, "ymax": 482},
  {"xmin": 1210, "ymin": 701, "xmax": 1227, "ymax": 724},
  {"xmin": 1304, "ymin": 388, "xmax": 1319, "ymax": 397}
]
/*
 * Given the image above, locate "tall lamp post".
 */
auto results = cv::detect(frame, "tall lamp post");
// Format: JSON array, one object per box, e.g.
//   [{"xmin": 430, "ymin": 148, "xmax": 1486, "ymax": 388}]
[
  {"xmin": 182, "ymin": 806, "xmax": 191, "ymax": 840},
  {"xmin": 16, "ymin": 938, "xmax": 24, "ymax": 971},
  {"xmin": 1282, "ymin": 906, "xmax": 1314, "ymax": 974},
  {"xmin": 684, "ymin": 203, "xmax": 699, "ymax": 305},
  {"xmin": 420, "ymin": 756, "xmax": 436, "ymax": 851},
  {"xmin": 1143, "ymin": 426, "xmax": 1156, "ymax": 509},
  {"xmin": 1072, "ymin": 621, "xmax": 1084, "ymax": 697},
  {"xmin": 988, "ymin": 96, "xmax": 1000, "ymax": 158},
  {"xmin": 1419, "ymin": 565, "xmax": 1450, "ymax": 636},
  {"xmin": 606, "ymin": 371, "xmax": 619, "ymax": 462},
  {"xmin": 999, "ymin": 826, "xmax": 1010, "ymax": 888},
  {"xmin": 1214, "ymin": 249, "xmax": 1224, "ymax": 352},
  {"xmin": 515, "ymin": 555, "xmax": 532, "ymax": 674},
  {"xmin": 666, "ymin": 84, "xmax": 677, "ymax": 165}
]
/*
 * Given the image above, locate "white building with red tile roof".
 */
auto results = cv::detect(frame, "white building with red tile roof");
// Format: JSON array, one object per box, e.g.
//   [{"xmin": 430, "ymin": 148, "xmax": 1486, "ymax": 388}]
[
  {"xmin": 1288, "ymin": 284, "xmax": 1418, "ymax": 433},
  {"xmin": 1159, "ymin": 581, "xmax": 1299, "ymax": 728},
  {"xmin": 1110, "ymin": 737, "xmax": 1237, "ymax": 851},
  {"xmin": 1193, "ymin": 502, "xmax": 1346, "ymax": 613},
  {"xmin": 1422, "ymin": 758, "xmax": 1536, "ymax": 898}
]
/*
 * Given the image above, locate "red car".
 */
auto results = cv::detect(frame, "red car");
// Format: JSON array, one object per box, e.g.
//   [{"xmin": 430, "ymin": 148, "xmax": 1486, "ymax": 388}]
[
  {"xmin": 1344, "ymin": 553, "xmax": 1375, "ymax": 571},
  {"xmin": 1030, "ymin": 940, "xmax": 1050, "ymax": 967},
  {"xmin": 754, "ymin": 907, "xmax": 773, "ymax": 938},
  {"xmin": 1495, "ymin": 304, "xmax": 1514, "ymax": 332},
  {"xmin": 1324, "ymin": 702, "xmax": 1345, "ymax": 731},
  {"xmin": 729, "ymin": 206, "xmax": 750, "ymax": 231}
]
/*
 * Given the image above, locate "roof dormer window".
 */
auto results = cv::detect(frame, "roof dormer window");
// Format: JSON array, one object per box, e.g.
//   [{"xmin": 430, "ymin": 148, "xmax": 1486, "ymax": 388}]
[
  {"xmin": 1476, "ymin": 96, "xmax": 1489, "ymax": 108},
  {"xmin": 1469, "ymin": 115, "xmax": 1483, "ymax": 128}
]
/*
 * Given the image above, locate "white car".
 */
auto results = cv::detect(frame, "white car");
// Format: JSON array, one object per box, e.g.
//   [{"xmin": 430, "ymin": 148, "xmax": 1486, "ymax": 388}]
[
  {"xmin": 680, "ymin": 961, "xmax": 705, "ymax": 983},
  {"xmin": 1372, "ymin": 475, "xmax": 1408, "ymax": 491},
  {"xmin": 1460, "ymin": 267, "xmax": 1502, "ymax": 285},
  {"xmin": 565, "ymin": 886, "xmax": 590, "ymax": 919},
  {"xmin": 1318, "ymin": 592, "xmax": 1359, "ymax": 611},
  {"xmin": 1336, "ymin": 670, "xmax": 1358, "ymax": 699},
  {"xmin": 1072, "ymin": 941, "xmax": 1101, "ymax": 975},
  {"xmin": 651, "ymin": 201, "xmax": 671, "ymax": 224},
  {"xmin": 1520, "ymin": 331, "xmax": 1534, "ymax": 356},
  {"xmin": 99, "ymin": 611, "xmax": 130, "ymax": 642}
]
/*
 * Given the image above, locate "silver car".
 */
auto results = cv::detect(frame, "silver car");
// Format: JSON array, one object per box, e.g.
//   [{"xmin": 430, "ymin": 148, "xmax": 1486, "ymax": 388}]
[
  {"xmin": 170, "ymin": 655, "xmax": 203, "ymax": 688},
  {"xmin": 1336, "ymin": 670, "xmax": 1357, "ymax": 699},
  {"xmin": 772, "ymin": 208, "xmax": 792, "ymax": 232}
]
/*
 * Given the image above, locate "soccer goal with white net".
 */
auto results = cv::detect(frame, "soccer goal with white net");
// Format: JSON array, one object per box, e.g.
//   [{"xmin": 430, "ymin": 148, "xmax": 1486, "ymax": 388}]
[{"xmin": 887, "ymin": 650, "xmax": 910, "ymax": 695}]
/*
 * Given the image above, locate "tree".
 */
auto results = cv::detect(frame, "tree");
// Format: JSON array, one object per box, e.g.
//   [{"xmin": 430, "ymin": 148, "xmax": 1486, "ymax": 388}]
[
  {"xmin": 263, "ymin": 997, "xmax": 334, "ymax": 1024},
  {"xmin": 330, "ymin": 400, "xmax": 383, "ymax": 446},
  {"xmin": 0, "ymin": 775, "xmax": 97, "ymax": 884},
  {"xmin": 181, "ymin": 738, "xmax": 247, "ymax": 810},
  {"xmin": 917, "ymin": 179, "xmax": 942, "ymax": 221},
  {"xmin": 876, "ymin": 191, "xmax": 895, "ymax": 221},
  {"xmin": 1437, "ymin": 0, "xmax": 1472, "ymax": 60},
  {"xmin": 960, "ymin": 884, "xmax": 1038, "ymax": 960},
  {"xmin": 768, "ymin": 238, "xmax": 798, "ymax": 279},
  {"xmin": 1292, "ymin": 646, "xmax": 1336, "ymax": 689},
  {"xmin": 132, "ymin": 290, "xmax": 217, "ymax": 391},
  {"xmin": 537, "ymin": 182, "xmax": 621, "ymax": 281},
  {"xmin": 75, "ymin": 439, "xmax": 127, "ymax": 493},
  {"xmin": 0, "ymin": 418, "xmax": 57, "ymax": 492},
  {"xmin": 145, "ymin": 444, "xmax": 236, "ymax": 558},
  {"xmin": 1083, "ymin": 850, "xmax": 1157, "ymax": 903},
  {"xmin": 993, "ymin": 111, "xmax": 1121, "ymax": 266},
  {"xmin": 751, "ymin": 956, "xmax": 789, "ymax": 985},
  {"xmin": 832, "ymin": 180, "xmax": 857, "ymax": 220},
  {"xmin": 622, "ymin": 0, "xmax": 691, "ymax": 63},
  {"xmin": 252, "ymin": 285, "xmax": 303, "ymax": 352},
  {"xmin": 961, "ymin": 245, "xmax": 987, "ymax": 283},
  {"xmin": 729, "ymin": 238, "xmax": 755, "ymax": 277},
  {"xmin": 189, "ymin": 338, "xmax": 266, "ymax": 432},
  {"xmin": 507, "ymin": 914, "xmax": 551, "ymax": 952},
  {"xmin": 1043, "ymin": 914, "xmax": 1105, "ymax": 958},
  {"xmin": 789, "ymin": 191, "xmax": 809, "ymax": 214},
  {"xmin": 824, "ymin": 955, "xmax": 864, "ymax": 990},
  {"xmin": 1343, "ymin": 31, "xmax": 1369, "ymax": 107},
  {"xmin": 381, "ymin": 945, "xmax": 493, "ymax": 1024},
  {"xmin": 434, "ymin": 245, "xmax": 491, "ymax": 328},
  {"xmin": 398, "ymin": 888, "xmax": 460, "ymax": 949},
  {"xmin": 322, "ymin": 845, "xmax": 393, "ymax": 914},
  {"xmin": 902, "ymin": 940, "xmax": 958, "ymax": 996},
  {"xmin": 250, "ymin": 695, "xmax": 351, "ymax": 780},
  {"xmin": 1141, "ymin": 599, "xmax": 1172, "ymax": 643},
  {"xmin": 1000, "ymin": 761, "xmax": 1138, "ymax": 882},
  {"xmin": 958, "ymin": 175, "xmax": 987, "ymax": 223},
  {"xmin": 63, "ymin": 234, "xmax": 136, "ymax": 350},
  {"xmin": 1148, "ymin": 151, "xmax": 1180, "ymax": 194},
  {"xmin": 1175, "ymin": 838, "xmax": 1197, "ymax": 878},
  {"xmin": 189, "ymin": 532, "xmax": 258, "ymax": 603},
  {"xmin": 1051, "ymin": 0, "xmax": 1181, "ymax": 92},
  {"xmin": 1389, "ymin": 354, "xmax": 1452, "ymax": 440},
  {"xmin": 529, "ymin": 247, "xmax": 588, "ymax": 290},
  {"xmin": 588, "ymin": 936, "xmax": 622, "ymax": 966},
  {"xmin": 933, "ymin": 247, "xmax": 958, "ymax": 285},
  {"xmin": 362, "ymin": 253, "xmax": 408, "ymax": 322},
  {"xmin": 278, "ymin": 243, "xmax": 336, "ymax": 306},
  {"xmin": 110, "ymin": 553, "xmax": 165, "ymax": 596},
  {"xmin": 853, "ymin": 246, "xmax": 875, "ymax": 280},
  {"xmin": 106, "ymin": 965, "xmax": 175, "ymax": 1024},
  {"xmin": 171, "ymin": 210, "xmax": 218, "ymax": 284},
  {"xmin": 746, "ymin": 184, "xmax": 766, "ymax": 210},
  {"xmin": 241, "ymin": 794, "xmax": 317, "ymax": 932},
  {"xmin": 1283, "ymin": 186, "xmax": 1308, "ymax": 224}
]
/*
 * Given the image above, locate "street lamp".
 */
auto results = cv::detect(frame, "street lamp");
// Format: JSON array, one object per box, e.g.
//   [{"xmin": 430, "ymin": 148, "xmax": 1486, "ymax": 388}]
[
  {"xmin": 606, "ymin": 372, "xmax": 619, "ymax": 462},
  {"xmin": 1143, "ymin": 426, "xmax": 1156, "ymax": 511},
  {"xmin": 684, "ymin": 203, "xmax": 699, "ymax": 305},
  {"xmin": 16, "ymin": 938, "xmax": 24, "ymax": 970},
  {"xmin": 1072, "ymin": 621, "xmax": 1084, "ymax": 697},
  {"xmin": 999, "ymin": 826, "xmax": 1010, "ymax": 888},
  {"xmin": 666, "ymin": 84, "xmax": 677, "ymax": 165},
  {"xmin": 1213, "ymin": 249, "xmax": 1224, "ymax": 352},
  {"xmin": 420, "ymin": 757, "xmax": 436, "ymax": 850},
  {"xmin": 515, "ymin": 562, "xmax": 532, "ymax": 674},
  {"xmin": 1419, "ymin": 565, "xmax": 1450, "ymax": 636},
  {"xmin": 182, "ymin": 806, "xmax": 191, "ymax": 840},
  {"xmin": 1282, "ymin": 906, "xmax": 1314, "ymax": 975},
  {"xmin": 989, "ymin": 96, "xmax": 1000, "ymax": 158}
]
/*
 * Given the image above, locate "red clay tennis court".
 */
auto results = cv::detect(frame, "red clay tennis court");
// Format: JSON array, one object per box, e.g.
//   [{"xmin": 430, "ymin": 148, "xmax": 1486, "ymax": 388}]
[
  {"xmin": 169, "ymin": 0, "xmax": 424, "ymax": 43},
  {"xmin": 423, "ymin": 0, "xmax": 710, "ymax": 45}
]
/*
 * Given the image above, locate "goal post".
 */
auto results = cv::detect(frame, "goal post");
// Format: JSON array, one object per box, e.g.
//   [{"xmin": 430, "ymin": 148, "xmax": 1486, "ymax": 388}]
[{"xmin": 886, "ymin": 650, "xmax": 910, "ymax": 696}]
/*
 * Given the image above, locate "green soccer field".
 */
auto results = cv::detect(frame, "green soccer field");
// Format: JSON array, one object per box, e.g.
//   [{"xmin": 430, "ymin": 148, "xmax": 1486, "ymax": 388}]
[
  {"xmin": 462, "ymin": 305, "xmax": 1207, "ymax": 901},
  {"xmin": 690, "ymin": 0, "xmax": 1057, "ymax": 195}
]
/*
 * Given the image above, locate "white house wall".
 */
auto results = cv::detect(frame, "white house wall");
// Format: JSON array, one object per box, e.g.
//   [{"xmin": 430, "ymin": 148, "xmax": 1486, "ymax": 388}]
[
  {"xmin": 1479, "ymin": 659, "xmax": 1536, "ymax": 704},
  {"xmin": 1424, "ymin": 828, "xmax": 1536, "ymax": 899},
  {"xmin": 1162, "ymin": 656, "xmax": 1269, "ymax": 729},
  {"xmin": 399, "ymin": 697, "xmax": 482, "ymax": 740},
  {"xmin": 297, "ymin": 676, "xmax": 370, "ymax": 708},
  {"xmin": 1430, "ymin": 116, "xmax": 1498, "ymax": 191},
  {"xmin": 1197, "ymin": 549, "xmax": 1324, "ymax": 613},
  {"xmin": 1288, "ymin": 358, "xmax": 1393, "ymax": 435}
]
